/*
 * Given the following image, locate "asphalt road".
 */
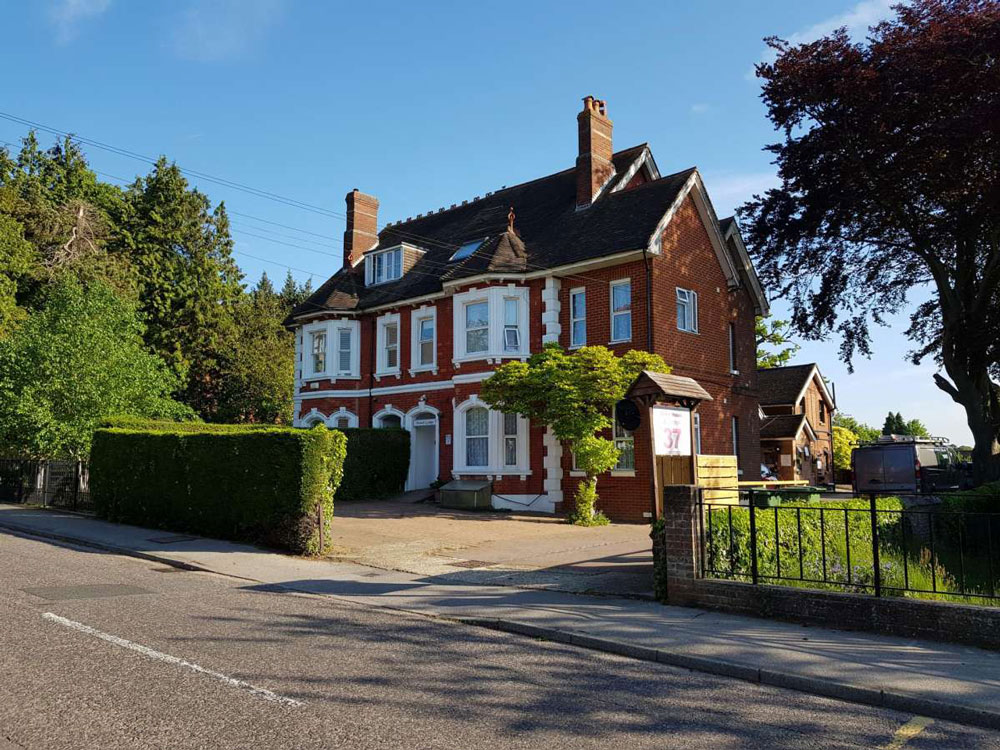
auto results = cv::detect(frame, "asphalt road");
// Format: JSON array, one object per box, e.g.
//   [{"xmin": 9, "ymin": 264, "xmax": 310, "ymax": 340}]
[{"xmin": 1, "ymin": 531, "xmax": 997, "ymax": 749}]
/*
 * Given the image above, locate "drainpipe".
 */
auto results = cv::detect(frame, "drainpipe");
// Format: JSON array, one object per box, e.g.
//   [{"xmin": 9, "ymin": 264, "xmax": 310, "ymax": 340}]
[
  {"xmin": 367, "ymin": 315, "xmax": 376, "ymax": 427},
  {"xmin": 642, "ymin": 246, "xmax": 653, "ymax": 352}
]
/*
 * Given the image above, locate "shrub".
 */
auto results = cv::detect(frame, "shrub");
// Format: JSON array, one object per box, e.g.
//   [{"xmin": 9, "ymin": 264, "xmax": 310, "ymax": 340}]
[
  {"xmin": 90, "ymin": 422, "xmax": 346, "ymax": 554},
  {"xmin": 335, "ymin": 428, "xmax": 410, "ymax": 501}
]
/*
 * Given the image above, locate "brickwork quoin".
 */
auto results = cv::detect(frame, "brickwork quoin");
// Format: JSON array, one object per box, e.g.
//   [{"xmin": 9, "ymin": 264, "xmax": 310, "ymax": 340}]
[{"xmin": 652, "ymin": 485, "xmax": 1000, "ymax": 650}]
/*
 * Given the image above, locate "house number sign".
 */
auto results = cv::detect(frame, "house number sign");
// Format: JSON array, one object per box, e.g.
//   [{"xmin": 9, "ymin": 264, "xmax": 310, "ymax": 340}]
[{"xmin": 652, "ymin": 406, "xmax": 692, "ymax": 456}]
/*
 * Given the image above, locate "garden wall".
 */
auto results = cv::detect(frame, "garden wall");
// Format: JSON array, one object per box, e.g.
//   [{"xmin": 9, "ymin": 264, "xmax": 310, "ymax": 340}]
[
  {"xmin": 654, "ymin": 485, "xmax": 1000, "ymax": 650},
  {"xmin": 90, "ymin": 422, "xmax": 346, "ymax": 554}
]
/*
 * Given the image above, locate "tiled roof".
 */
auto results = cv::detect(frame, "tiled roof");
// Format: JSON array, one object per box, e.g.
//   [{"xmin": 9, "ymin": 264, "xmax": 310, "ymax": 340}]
[
  {"xmin": 760, "ymin": 414, "xmax": 808, "ymax": 440},
  {"xmin": 290, "ymin": 146, "xmax": 695, "ymax": 319},
  {"xmin": 757, "ymin": 364, "xmax": 819, "ymax": 406}
]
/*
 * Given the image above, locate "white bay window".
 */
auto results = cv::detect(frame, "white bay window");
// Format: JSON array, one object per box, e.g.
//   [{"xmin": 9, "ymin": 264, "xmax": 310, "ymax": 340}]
[
  {"xmin": 452, "ymin": 286, "xmax": 529, "ymax": 362},
  {"xmin": 454, "ymin": 399, "xmax": 529, "ymax": 475},
  {"xmin": 301, "ymin": 319, "xmax": 360, "ymax": 380}
]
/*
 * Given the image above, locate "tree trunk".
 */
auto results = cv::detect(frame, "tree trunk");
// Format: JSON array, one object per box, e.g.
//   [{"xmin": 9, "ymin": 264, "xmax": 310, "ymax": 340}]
[{"xmin": 934, "ymin": 368, "xmax": 1000, "ymax": 486}]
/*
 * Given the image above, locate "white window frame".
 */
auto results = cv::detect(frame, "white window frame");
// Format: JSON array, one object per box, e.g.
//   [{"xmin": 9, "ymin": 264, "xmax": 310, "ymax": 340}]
[
  {"xmin": 569, "ymin": 287, "xmax": 586, "ymax": 348},
  {"xmin": 676, "ymin": 287, "xmax": 699, "ymax": 333},
  {"xmin": 452, "ymin": 285, "xmax": 530, "ymax": 363},
  {"xmin": 612, "ymin": 417, "xmax": 635, "ymax": 472},
  {"xmin": 309, "ymin": 329, "xmax": 328, "ymax": 376},
  {"xmin": 409, "ymin": 305, "xmax": 437, "ymax": 374},
  {"xmin": 374, "ymin": 406, "xmax": 405, "ymax": 430},
  {"xmin": 453, "ymin": 398, "xmax": 530, "ymax": 475},
  {"xmin": 609, "ymin": 279, "xmax": 632, "ymax": 343},
  {"xmin": 302, "ymin": 319, "xmax": 360, "ymax": 381},
  {"xmin": 465, "ymin": 300, "xmax": 490, "ymax": 355},
  {"xmin": 366, "ymin": 247, "xmax": 403, "ymax": 286},
  {"xmin": 728, "ymin": 321, "xmax": 738, "ymax": 374},
  {"xmin": 375, "ymin": 312, "xmax": 401, "ymax": 377}
]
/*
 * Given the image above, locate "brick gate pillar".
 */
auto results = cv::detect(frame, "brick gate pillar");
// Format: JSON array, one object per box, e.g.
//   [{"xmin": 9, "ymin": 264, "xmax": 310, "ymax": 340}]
[{"xmin": 651, "ymin": 485, "xmax": 703, "ymax": 605}]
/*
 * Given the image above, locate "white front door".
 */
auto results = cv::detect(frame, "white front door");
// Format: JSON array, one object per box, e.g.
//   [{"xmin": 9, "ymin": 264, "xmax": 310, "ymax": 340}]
[{"xmin": 408, "ymin": 414, "xmax": 438, "ymax": 490}]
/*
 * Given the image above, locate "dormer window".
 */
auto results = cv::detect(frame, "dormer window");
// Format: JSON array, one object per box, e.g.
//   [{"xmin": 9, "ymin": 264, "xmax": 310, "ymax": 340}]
[{"xmin": 366, "ymin": 247, "xmax": 402, "ymax": 285}]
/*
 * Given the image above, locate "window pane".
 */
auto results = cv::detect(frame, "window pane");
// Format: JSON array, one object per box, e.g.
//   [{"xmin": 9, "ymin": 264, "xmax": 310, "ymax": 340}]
[
  {"xmin": 311, "ymin": 332, "xmax": 326, "ymax": 372},
  {"xmin": 503, "ymin": 413, "xmax": 517, "ymax": 436},
  {"xmin": 677, "ymin": 297, "xmax": 688, "ymax": 330},
  {"xmin": 420, "ymin": 340, "xmax": 434, "ymax": 365},
  {"xmin": 419, "ymin": 319, "xmax": 434, "ymax": 341},
  {"xmin": 391, "ymin": 249, "xmax": 401, "ymax": 279},
  {"xmin": 467, "ymin": 328, "xmax": 488, "ymax": 353},
  {"xmin": 336, "ymin": 417, "xmax": 349, "ymax": 429},
  {"xmin": 615, "ymin": 439, "xmax": 635, "ymax": 470},
  {"xmin": 503, "ymin": 327, "xmax": 520, "ymax": 351},
  {"xmin": 612, "ymin": 282, "xmax": 631, "ymax": 312},
  {"xmin": 572, "ymin": 319, "xmax": 586, "ymax": 347},
  {"xmin": 387, "ymin": 348, "xmax": 397, "ymax": 368},
  {"xmin": 466, "ymin": 302, "xmax": 488, "ymax": 329},
  {"xmin": 612, "ymin": 312, "xmax": 631, "ymax": 341},
  {"xmin": 385, "ymin": 323, "xmax": 397, "ymax": 346},
  {"xmin": 380, "ymin": 414, "xmax": 401, "ymax": 429},
  {"xmin": 504, "ymin": 437, "xmax": 517, "ymax": 466},
  {"xmin": 504, "ymin": 298, "xmax": 518, "ymax": 326},
  {"xmin": 338, "ymin": 329, "xmax": 351, "ymax": 372},
  {"xmin": 466, "ymin": 407, "xmax": 489, "ymax": 436},
  {"xmin": 467, "ymin": 437, "xmax": 488, "ymax": 466},
  {"xmin": 571, "ymin": 291, "xmax": 586, "ymax": 319}
]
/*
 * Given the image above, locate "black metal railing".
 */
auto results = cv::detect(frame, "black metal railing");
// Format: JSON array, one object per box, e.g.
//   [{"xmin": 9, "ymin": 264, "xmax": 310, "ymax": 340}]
[
  {"xmin": 700, "ymin": 488, "xmax": 1000, "ymax": 603},
  {"xmin": 0, "ymin": 458, "xmax": 92, "ymax": 512}
]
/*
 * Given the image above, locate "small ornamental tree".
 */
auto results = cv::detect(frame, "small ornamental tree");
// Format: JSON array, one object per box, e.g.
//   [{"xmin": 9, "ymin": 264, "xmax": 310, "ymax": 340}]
[
  {"xmin": 481, "ymin": 344, "xmax": 669, "ymax": 525},
  {"xmin": 832, "ymin": 425, "xmax": 858, "ymax": 473}
]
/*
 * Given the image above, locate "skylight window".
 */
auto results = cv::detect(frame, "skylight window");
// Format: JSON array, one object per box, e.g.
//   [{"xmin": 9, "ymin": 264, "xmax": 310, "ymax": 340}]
[{"xmin": 450, "ymin": 238, "xmax": 485, "ymax": 262}]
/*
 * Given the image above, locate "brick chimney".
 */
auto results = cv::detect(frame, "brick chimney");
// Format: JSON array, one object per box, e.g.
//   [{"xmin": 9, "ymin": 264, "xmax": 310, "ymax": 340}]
[
  {"xmin": 343, "ymin": 189, "xmax": 379, "ymax": 268},
  {"xmin": 576, "ymin": 96, "xmax": 614, "ymax": 208}
]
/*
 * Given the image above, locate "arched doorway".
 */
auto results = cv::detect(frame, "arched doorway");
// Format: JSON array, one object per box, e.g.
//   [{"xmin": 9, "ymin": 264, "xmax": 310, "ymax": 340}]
[{"xmin": 406, "ymin": 409, "xmax": 439, "ymax": 490}]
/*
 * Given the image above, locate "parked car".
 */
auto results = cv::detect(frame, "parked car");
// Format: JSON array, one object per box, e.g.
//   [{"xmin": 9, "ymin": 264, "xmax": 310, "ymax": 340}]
[{"xmin": 851, "ymin": 435, "xmax": 966, "ymax": 493}]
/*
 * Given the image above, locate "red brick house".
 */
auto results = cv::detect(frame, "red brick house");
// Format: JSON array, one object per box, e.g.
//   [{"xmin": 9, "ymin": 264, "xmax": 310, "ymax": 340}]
[
  {"xmin": 758, "ymin": 364, "xmax": 837, "ymax": 485},
  {"xmin": 286, "ymin": 96, "xmax": 768, "ymax": 521}
]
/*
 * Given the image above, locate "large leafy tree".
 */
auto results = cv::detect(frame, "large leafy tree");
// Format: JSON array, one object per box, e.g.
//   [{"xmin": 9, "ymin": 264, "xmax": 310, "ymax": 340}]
[
  {"xmin": 740, "ymin": 0, "xmax": 1000, "ymax": 482},
  {"xmin": 835, "ymin": 413, "xmax": 881, "ymax": 444},
  {"xmin": 115, "ymin": 158, "xmax": 243, "ymax": 415},
  {"xmin": 481, "ymin": 344, "xmax": 669, "ymax": 525},
  {"xmin": 0, "ymin": 278, "xmax": 192, "ymax": 459},
  {"xmin": 215, "ymin": 273, "xmax": 297, "ymax": 424}
]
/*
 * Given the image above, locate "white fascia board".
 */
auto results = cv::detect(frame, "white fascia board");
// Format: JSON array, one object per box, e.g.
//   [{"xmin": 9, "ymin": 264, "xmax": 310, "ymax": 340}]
[
  {"xmin": 792, "ymin": 365, "xmax": 836, "ymax": 411},
  {"xmin": 647, "ymin": 171, "xmax": 740, "ymax": 288},
  {"xmin": 610, "ymin": 146, "xmax": 660, "ymax": 194},
  {"xmin": 721, "ymin": 221, "xmax": 770, "ymax": 316}
]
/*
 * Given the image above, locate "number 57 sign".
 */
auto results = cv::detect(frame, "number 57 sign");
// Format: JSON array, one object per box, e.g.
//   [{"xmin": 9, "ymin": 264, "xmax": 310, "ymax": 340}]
[{"xmin": 652, "ymin": 406, "xmax": 692, "ymax": 456}]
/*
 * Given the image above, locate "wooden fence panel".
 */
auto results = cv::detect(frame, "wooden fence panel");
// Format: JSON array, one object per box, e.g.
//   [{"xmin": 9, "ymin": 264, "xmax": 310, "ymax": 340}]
[{"xmin": 696, "ymin": 454, "xmax": 739, "ymax": 505}]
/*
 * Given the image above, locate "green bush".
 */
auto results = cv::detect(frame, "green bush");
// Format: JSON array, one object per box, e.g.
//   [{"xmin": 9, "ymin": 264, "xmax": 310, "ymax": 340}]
[
  {"xmin": 90, "ymin": 422, "xmax": 346, "ymax": 554},
  {"xmin": 335, "ymin": 428, "xmax": 410, "ymax": 501}
]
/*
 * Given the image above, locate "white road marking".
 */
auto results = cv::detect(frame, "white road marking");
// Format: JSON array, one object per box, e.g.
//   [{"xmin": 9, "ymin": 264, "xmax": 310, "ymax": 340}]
[
  {"xmin": 41, "ymin": 612, "xmax": 303, "ymax": 707},
  {"xmin": 881, "ymin": 716, "xmax": 934, "ymax": 749}
]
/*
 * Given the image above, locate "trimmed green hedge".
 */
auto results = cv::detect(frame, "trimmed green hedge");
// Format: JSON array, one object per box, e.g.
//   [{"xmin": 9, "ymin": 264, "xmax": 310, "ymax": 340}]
[
  {"xmin": 90, "ymin": 422, "xmax": 346, "ymax": 554},
  {"xmin": 335, "ymin": 428, "xmax": 410, "ymax": 501}
]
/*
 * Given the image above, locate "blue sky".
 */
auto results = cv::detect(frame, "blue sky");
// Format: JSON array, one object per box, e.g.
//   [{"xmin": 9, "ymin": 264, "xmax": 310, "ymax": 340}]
[{"xmin": 1, "ymin": 0, "xmax": 971, "ymax": 443}]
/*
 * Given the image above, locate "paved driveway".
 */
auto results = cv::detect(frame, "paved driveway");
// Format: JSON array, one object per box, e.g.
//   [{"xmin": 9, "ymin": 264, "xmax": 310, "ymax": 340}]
[{"xmin": 327, "ymin": 496, "xmax": 654, "ymax": 597}]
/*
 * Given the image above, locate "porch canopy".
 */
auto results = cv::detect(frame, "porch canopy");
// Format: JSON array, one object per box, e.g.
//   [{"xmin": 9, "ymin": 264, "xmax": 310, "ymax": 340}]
[{"xmin": 626, "ymin": 370, "xmax": 713, "ymax": 408}]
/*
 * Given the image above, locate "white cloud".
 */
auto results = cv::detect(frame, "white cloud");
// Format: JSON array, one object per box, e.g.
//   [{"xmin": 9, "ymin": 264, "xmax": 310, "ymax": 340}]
[
  {"xmin": 749, "ymin": 0, "xmax": 898, "ymax": 78},
  {"xmin": 171, "ymin": 0, "xmax": 284, "ymax": 62},
  {"xmin": 703, "ymin": 171, "xmax": 781, "ymax": 217},
  {"xmin": 48, "ymin": 0, "xmax": 111, "ymax": 44},
  {"xmin": 689, "ymin": 103, "xmax": 711, "ymax": 115}
]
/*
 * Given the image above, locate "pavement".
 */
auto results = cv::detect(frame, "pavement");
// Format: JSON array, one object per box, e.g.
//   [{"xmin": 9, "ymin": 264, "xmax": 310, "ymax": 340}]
[
  {"xmin": 7, "ymin": 531, "xmax": 995, "ymax": 748},
  {"xmin": 2, "ymin": 503, "xmax": 1000, "ymax": 734},
  {"xmin": 327, "ymin": 497, "xmax": 653, "ymax": 597}
]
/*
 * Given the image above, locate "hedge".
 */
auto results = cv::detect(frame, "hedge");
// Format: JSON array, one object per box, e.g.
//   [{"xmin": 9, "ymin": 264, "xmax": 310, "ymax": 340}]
[
  {"xmin": 335, "ymin": 428, "xmax": 410, "ymax": 501},
  {"xmin": 90, "ymin": 422, "xmax": 346, "ymax": 554}
]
